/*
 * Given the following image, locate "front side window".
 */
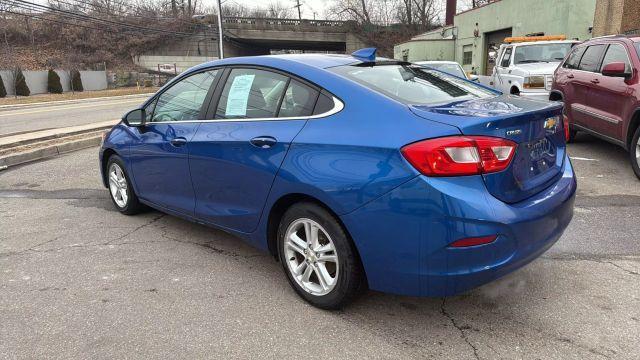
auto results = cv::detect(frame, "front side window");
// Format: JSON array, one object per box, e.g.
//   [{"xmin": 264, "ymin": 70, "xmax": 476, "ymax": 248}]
[
  {"xmin": 216, "ymin": 68, "xmax": 288, "ymax": 119},
  {"xmin": 578, "ymin": 44, "xmax": 607, "ymax": 72},
  {"xmin": 500, "ymin": 47, "xmax": 512, "ymax": 67},
  {"xmin": 563, "ymin": 46, "xmax": 587, "ymax": 69},
  {"xmin": 330, "ymin": 64, "xmax": 496, "ymax": 106},
  {"xmin": 513, "ymin": 43, "xmax": 573, "ymax": 64},
  {"xmin": 600, "ymin": 44, "xmax": 631, "ymax": 72},
  {"xmin": 151, "ymin": 70, "xmax": 218, "ymax": 122}
]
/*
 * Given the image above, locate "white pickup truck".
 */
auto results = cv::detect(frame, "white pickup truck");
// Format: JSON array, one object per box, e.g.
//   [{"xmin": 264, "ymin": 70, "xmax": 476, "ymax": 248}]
[{"xmin": 490, "ymin": 39, "xmax": 579, "ymax": 101}]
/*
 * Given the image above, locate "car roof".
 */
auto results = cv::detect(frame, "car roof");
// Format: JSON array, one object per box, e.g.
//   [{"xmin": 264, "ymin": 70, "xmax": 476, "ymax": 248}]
[{"xmin": 191, "ymin": 53, "xmax": 392, "ymax": 71}]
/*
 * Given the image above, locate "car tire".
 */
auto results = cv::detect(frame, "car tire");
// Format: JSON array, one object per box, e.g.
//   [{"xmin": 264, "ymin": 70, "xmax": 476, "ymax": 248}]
[
  {"xmin": 277, "ymin": 202, "xmax": 365, "ymax": 309},
  {"xmin": 106, "ymin": 155, "xmax": 146, "ymax": 215},
  {"xmin": 630, "ymin": 126, "xmax": 640, "ymax": 180}
]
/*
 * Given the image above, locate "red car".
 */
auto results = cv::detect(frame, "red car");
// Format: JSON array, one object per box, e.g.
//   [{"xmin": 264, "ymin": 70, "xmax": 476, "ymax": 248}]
[{"xmin": 550, "ymin": 35, "xmax": 640, "ymax": 179}]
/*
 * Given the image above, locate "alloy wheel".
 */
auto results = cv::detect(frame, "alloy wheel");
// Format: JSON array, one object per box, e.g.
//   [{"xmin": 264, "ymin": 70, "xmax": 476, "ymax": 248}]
[
  {"xmin": 108, "ymin": 163, "xmax": 128, "ymax": 208},
  {"xmin": 284, "ymin": 218, "xmax": 339, "ymax": 296},
  {"xmin": 636, "ymin": 142, "xmax": 640, "ymax": 167}
]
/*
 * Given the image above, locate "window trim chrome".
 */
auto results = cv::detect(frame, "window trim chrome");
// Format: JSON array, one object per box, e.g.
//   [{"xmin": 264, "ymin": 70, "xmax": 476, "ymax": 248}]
[{"xmin": 145, "ymin": 96, "xmax": 344, "ymax": 124}]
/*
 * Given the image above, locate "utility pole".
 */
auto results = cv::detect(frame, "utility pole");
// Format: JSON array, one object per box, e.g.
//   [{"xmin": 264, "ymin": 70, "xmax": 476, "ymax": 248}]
[
  {"xmin": 293, "ymin": 0, "xmax": 302, "ymax": 20},
  {"xmin": 216, "ymin": 0, "xmax": 224, "ymax": 59}
]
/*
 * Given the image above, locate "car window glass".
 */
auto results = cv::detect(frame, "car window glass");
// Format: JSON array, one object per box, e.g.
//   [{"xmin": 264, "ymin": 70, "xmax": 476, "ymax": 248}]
[
  {"xmin": 423, "ymin": 63, "xmax": 466, "ymax": 78},
  {"xmin": 330, "ymin": 64, "xmax": 496, "ymax": 106},
  {"xmin": 563, "ymin": 46, "xmax": 586, "ymax": 69},
  {"xmin": 578, "ymin": 45, "xmax": 607, "ymax": 73},
  {"xmin": 313, "ymin": 92, "xmax": 335, "ymax": 115},
  {"xmin": 500, "ymin": 47, "xmax": 512, "ymax": 67},
  {"xmin": 144, "ymin": 98, "xmax": 157, "ymax": 122},
  {"xmin": 513, "ymin": 43, "xmax": 573, "ymax": 64},
  {"xmin": 600, "ymin": 44, "xmax": 631, "ymax": 72},
  {"xmin": 278, "ymin": 80, "xmax": 318, "ymax": 118},
  {"xmin": 151, "ymin": 70, "xmax": 218, "ymax": 122},
  {"xmin": 216, "ymin": 68, "xmax": 288, "ymax": 119}
]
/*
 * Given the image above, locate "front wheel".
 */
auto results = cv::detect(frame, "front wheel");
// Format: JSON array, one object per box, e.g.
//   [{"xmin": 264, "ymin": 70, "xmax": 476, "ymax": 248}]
[
  {"xmin": 106, "ymin": 155, "xmax": 146, "ymax": 215},
  {"xmin": 277, "ymin": 203, "xmax": 364, "ymax": 309},
  {"xmin": 630, "ymin": 126, "xmax": 640, "ymax": 180}
]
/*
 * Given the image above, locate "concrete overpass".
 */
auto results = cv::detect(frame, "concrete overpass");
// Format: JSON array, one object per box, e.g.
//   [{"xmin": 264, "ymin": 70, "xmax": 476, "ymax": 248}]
[{"xmin": 136, "ymin": 17, "xmax": 370, "ymax": 72}]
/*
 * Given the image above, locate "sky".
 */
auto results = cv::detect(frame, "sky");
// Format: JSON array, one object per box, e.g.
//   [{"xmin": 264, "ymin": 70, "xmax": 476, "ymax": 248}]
[{"xmin": 220, "ymin": 0, "xmax": 331, "ymax": 19}]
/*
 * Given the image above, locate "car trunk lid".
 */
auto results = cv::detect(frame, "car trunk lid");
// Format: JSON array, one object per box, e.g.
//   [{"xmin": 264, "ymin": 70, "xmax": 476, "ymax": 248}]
[{"xmin": 410, "ymin": 95, "xmax": 565, "ymax": 203}]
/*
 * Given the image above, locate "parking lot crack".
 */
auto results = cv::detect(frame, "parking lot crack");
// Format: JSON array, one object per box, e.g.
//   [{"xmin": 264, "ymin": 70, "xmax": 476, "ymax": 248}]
[
  {"xmin": 104, "ymin": 213, "xmax": 166, "ymax": 245},
  {"xmin": 441, "ymin": 298, "xmax": 481, "ymax": 360}
]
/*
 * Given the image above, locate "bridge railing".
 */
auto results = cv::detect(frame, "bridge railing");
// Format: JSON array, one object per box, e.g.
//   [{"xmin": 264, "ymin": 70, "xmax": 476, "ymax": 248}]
[{"xmin": 222, "ymin": 17, "xmax": 348, "ymax": 31}]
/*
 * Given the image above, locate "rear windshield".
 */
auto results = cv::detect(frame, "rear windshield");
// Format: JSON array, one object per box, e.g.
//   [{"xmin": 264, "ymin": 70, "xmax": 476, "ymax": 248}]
[
  {"xmin": 330, "ymin": 64, "xmax": 496, "ymax": 106},
  {"xmin": 419, "ymin": 63, "xmax": 466, "ymax": 78}
]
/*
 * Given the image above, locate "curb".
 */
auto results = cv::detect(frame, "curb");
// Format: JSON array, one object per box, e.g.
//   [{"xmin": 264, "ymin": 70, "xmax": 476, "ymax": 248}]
[
  {"xmin": 0, "ymin": 93, "xmax": 153, "ymax": 111},
  {"xmin": 0, "ymin": 124, "xmax": 115, "ymax": 150},
  {"xmin": 0, "ymin": 135, "xmax": 102, "ymax": 168}
]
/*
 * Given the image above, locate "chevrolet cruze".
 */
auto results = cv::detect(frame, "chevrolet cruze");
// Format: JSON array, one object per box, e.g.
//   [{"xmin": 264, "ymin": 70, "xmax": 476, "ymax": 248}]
[{"xmin": 99, "ymin": 49, "xmax": 576, "ymax": 309}]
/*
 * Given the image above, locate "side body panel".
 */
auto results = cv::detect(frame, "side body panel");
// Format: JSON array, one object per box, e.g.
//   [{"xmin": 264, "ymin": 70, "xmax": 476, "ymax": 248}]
[
  {"xmin": 190, "ymin": 120, "xmax": 307, "ymax": 233},
  {"xmin": 128, "ymin": 123, "xmax": 200, "ymax": 216}
]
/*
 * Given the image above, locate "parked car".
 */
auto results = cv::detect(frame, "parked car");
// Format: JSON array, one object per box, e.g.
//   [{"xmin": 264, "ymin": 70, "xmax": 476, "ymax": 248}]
[
  {"xmin": 551, "ymin": 35, "xmax": 640, "ymax": 179},
  {"xmin": 491, "ymin": 38, "xmax": 580, "ymax": 100},
  {"xmin": 100, "ymin": 49, "xmax": 576, "ymax": 309},
  {"xmin": 415, "ymin": 60, "xmax": 479, "ymax": 81}
]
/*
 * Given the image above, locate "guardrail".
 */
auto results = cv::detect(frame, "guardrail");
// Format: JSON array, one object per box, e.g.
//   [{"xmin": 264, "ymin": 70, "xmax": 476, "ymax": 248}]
[{"xmin": 221, "ymin": 17, "xmax": 348, "ymax": 31}]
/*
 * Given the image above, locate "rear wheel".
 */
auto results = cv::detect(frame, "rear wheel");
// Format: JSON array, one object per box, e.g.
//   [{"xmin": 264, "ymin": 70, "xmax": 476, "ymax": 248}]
[
  {"xmin": 630, "ymin": 126, "xmax": 640, "ymax": 180},
  {"xmin": 277, "ymin": 202, "xmax": 364, "ymax": 309},
  {"xmin": 107, "ymin": 155, "xmax": 146, "ymax": 215}
]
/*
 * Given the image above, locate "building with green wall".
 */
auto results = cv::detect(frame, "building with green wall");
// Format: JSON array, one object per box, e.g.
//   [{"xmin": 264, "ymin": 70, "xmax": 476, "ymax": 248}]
[{"xmin": 394, "ymin": 0, "xmax": 597, "ymax": 75}]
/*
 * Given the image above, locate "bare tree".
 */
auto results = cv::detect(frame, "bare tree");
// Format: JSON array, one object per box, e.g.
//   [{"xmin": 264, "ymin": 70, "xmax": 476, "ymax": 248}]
[{"xmin": 267, "ymin": 1, "xmax": 293, "ymax": 19}]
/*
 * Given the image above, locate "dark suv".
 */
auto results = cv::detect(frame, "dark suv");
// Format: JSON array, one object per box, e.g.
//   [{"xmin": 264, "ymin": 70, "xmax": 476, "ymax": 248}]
[{"xmin": 550, "ymin": 35, "xmax": 640, "ymax": 179}]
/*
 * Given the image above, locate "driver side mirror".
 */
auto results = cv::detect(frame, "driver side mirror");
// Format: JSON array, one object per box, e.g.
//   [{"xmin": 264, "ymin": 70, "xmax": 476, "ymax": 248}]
[
  {"xmin": 602, "ymin": 62, "xmax": 631, "ymax": 79},
  {"xmin": 122, "ymin": 108, "xmax": 145, "ymax": 127}
]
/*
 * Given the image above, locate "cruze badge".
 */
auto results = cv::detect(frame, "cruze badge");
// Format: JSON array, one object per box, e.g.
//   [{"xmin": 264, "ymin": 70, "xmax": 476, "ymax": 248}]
[{"xmin": 506, "ymin": 129, "xmax": 522, "ymax": 136}]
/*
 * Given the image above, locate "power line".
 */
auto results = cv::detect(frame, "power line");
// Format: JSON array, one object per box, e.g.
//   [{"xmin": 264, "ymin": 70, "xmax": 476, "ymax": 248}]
[
  {"xmin": 7, "ymin": 0, "xmax": 199, "ymax": 36},
  {"xmin": 59, "ymin": 0, "xmax": 197, "ymax": 25},
  {"xmin": 4, "ymin": 8, "xmax": 215, "ymax": 40}
]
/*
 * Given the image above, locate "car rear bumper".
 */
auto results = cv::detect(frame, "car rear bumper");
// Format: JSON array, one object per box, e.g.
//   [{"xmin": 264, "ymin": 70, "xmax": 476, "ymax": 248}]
[{"xmin": 340, "ymin": 155, "xmax": 576, "ymax": 297}]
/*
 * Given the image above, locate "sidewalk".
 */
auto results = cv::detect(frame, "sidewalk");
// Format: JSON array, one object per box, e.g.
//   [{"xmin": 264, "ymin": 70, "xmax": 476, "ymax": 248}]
[
  {"xmin": 0, "ymin": 120, "xmax": 118, "ymax": 168},
  {"xmin": 0, "ymin": 93, "xmax": 153, "ymax": 111}
]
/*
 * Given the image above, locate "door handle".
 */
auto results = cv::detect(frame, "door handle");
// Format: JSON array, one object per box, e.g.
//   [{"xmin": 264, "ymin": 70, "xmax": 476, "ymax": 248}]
[
  {"xmin": 591, "ymin": 78, "xmax": 600, "ymax": 84},
  {"xmin": 170, "ymin": 137, "xmax": 187, "ymax": 147},
  {"xmin": 250, "ymin": 136, "xmax": 277, "ymax": 148},
  {"xmin": 567, "ymin": 73, "xmax": 574, "ymax": 79}
]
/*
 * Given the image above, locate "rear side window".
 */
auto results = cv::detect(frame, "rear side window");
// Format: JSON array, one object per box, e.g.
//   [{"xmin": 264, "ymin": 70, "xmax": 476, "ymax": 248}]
[
  {"xmin": 500, "ymin": 47, "xmax": 512, "ymax": 67},
  {"xmin": 313, "ymin": 91, "xmax": 335, "ymax": 115},
  {"xmin": 600, "ymin": 44, "xmax": 631, "ymax": 72},
  {"xmin": 563, "ymin": 46, "xmax": 586, "ymax": 69},
  {"xmin": 578, "ymin": 45, "xmax": 606, "ymax": 72},
  {"xmin": 278, "ymin": 80, "xmax": 318, "ymax": 118},
  {"xmin": 216, "ymin": 68, "xmax": 288, "ymax": 119}
]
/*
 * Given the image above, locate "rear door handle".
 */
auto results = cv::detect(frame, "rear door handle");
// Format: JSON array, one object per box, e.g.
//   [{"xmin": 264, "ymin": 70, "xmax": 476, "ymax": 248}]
[
  {"xmin": 567, "ymin": 73, "xmax": 574, "ymax": 79},
  {"xmin": 170, "ymin": 137, "xmax": 187, "ymax": 147},
  {"xmin": 250, "ymin": 136, "xmax": 277, "ymax": 148},
  {"xmin": 591, "ymin": 78, "xmax": 600, "ymax": 84}
]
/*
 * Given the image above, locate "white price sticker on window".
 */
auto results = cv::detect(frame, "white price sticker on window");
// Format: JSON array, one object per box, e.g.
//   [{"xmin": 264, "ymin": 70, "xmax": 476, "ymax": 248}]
[{"xmin": 225, "ymin": 74, "xmax": 255, "ymax": 116}]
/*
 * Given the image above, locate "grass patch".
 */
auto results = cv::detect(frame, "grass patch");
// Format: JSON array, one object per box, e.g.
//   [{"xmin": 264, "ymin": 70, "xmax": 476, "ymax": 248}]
[{"xmin": 0, "ymin": 87, "xmax": 159, "ymax": 106}]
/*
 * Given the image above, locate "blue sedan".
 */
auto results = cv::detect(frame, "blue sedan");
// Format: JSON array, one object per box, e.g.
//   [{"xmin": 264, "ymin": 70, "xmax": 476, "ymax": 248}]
[{"xmin": 99, "ymin": 49, "xmax": 576, "ymax": 309}]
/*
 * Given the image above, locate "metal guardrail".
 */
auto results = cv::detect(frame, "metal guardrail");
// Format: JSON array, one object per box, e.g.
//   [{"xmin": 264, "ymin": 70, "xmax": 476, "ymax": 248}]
[{"xmin": 221, "ymin": 17, "xmax": 347, "ymax": 30}]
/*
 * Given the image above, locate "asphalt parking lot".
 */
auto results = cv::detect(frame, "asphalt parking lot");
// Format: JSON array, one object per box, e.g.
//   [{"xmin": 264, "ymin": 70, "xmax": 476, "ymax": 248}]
[{"xmin": 1, "ymin": 133, "xmax": 638, "ymax": 359}]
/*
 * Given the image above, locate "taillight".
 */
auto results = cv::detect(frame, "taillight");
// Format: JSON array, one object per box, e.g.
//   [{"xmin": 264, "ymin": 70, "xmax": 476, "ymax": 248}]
[
  {"xmin": 563, "ymin": 114, "xmax": 570, "ymax": 142},
  {"xmin": 401, "ymin": 136, "xmax": 517, "ymax": 176}
]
